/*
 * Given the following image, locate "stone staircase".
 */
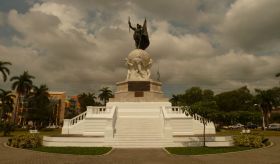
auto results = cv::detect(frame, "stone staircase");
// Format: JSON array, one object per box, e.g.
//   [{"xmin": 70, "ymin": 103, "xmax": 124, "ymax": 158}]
[{"xmin": 109, "ymin": 117, "xmax": 174, "ymax": 148}]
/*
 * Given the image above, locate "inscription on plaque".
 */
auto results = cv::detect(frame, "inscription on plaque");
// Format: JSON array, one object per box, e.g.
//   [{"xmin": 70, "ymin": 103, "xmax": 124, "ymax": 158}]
[
  {"xmin": 128, "ymin": 81, "xmax": 150, "ymax": 91},
  {"xmin": 135, "ymin": 91, "xmax": 144, "ymax": 97}
]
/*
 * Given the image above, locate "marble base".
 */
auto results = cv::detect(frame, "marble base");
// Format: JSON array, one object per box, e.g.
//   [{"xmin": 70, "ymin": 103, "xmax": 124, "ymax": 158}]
[{"xmin": 110, "ymin": 80, "xmax": 169, "ymax": 102}]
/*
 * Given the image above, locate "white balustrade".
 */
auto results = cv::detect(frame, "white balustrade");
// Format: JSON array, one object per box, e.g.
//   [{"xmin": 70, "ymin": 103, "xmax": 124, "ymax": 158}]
[
  {"xmin": 67, "ymin": 106, "xmax": 115, "ymax": 127},
  {"xmin": 162, "ymin": 106, "xmax": 191, "ymax": 118},
  {"xmin": 87, "ymin": 106, "xmax": 110, "ymax": 114},
  {"xmin": 69, "ymin": 111, "xmax": 87, "ymax": 126},
  {"xmin": 165, "ymin": 106, "xmax": 185, "ymax": 114}
]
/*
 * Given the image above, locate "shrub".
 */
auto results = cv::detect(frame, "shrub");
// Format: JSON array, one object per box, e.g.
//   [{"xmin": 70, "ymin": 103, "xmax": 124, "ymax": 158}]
[
  {"xmin": 234, "ymin": 134, "xmax": 269, "ymax": 148},
  {"xmin": 0, "ymin": 122, "xmax": 15, "ymax": 136},
  {"xmin": 7, "ymin": 133, "xmax": 42, "ymax": 148}
]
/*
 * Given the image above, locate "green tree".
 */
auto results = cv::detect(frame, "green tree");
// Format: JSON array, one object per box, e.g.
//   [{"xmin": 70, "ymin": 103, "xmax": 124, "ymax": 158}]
[
  {"xmin": 184, "ymin": 101, "xmax": 219, "ymax": 147},
  {"xmin": 0, "ymin": 61, "xmax": 11, "ymax": 82},
  {"xmin": 0, "ymin": 89, "xmax": 15, "ymax": 121},
  {"xmin": 25, "ymin": 85, "xmax": 51, "ymax": 128},
  {"xmin": 182, "ymin": 87, "xmax": 203, "ymax": 105},
  {"xmin": 10, "ymin": 71, "xmax": 35, "ymax": 123},
  {"xmin": 177, "ymin": 87, "xmax": 214, "ymax": 106},
  {"xmin": 215, "ymin": 86, "xmax": 253, "ymax": 112},
  {"xmin": 202, "ymin": 89, "xmax": 214, "ymax": 101},
  {"xmin": 78, "ymin": 92, "xmax": 97, "ymax": 112},
  {"xmin": 98, "ymin": 87, "xmax": 113, "ymax": 105},
  {"xmin": 169, "ymin": 94, "xmax": 181, "ymax": 106},
  {"xmin": 255, "ymin": 87, "xmax": 280, "ymax": 129}
]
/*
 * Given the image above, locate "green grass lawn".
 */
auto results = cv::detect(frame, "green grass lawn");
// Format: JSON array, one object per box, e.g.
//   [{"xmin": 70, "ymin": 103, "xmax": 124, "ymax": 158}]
[
  {"xmin": 217, "ymin": 129, "xmax": 280, "ymax": 137},
  {"xmin": 165, "ymin": 146, "xmax": 253, "ymax": 155},
  {"xmin": 1, "ymin": 128, "xmax": 62, "ymax": 137},
  {"xmin": 32, "ymin": 146, "xmax": 112, "ymax": 155}
]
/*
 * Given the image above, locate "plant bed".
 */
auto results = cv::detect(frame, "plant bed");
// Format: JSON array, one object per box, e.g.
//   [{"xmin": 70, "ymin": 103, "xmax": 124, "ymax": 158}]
[
  {"xmin": 217, "ymin": 129, "xmax": 280, "ymax": 137},
  {"xmin": 32, "ymin": 146, "xmax": 112, "ymax": 155},
  {"xmin": 7, "ymin": 133, "xmax": 42, "ymax": 148},
  {"xmin": 165, "ymin": 146, "xmax": 253, "ymax": 155},
  {"xmin": 1, "ymin": 128, "xmax": 61, "ymax": 137}
]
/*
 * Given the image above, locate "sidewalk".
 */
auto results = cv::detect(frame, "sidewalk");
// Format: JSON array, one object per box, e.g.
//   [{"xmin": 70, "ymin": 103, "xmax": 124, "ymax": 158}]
[{"xmin": 0, "ymin": 137, "xmax": 279, "ymax": 164}]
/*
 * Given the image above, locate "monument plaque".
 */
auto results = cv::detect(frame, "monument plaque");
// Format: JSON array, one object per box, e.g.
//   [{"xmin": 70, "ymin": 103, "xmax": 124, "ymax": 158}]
[
  {"xmin": 128, "ymin": 81, "xmax": 150, "ymax": 91},
  {"xmin": 134, "ymin": 91, "xmax": 144, "ymax": 97}
]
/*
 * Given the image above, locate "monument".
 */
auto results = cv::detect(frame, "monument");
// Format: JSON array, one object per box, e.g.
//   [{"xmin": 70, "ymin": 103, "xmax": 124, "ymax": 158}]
[
  {"xmin": 111, "ymin": 18, "xmax": 167, "ymax": 102},
  {"xmin": 43, "ymin": 19, "xmax": 230, "ymax": 148}
]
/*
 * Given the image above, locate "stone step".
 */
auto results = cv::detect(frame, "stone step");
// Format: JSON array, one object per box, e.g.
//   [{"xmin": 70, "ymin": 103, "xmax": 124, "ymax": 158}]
[
  {"xmin": 114, "ymin": 135, "xmax": 162, "ymax": 138},
  {"xmin": 111, "ymin": 139, "xmax": 168, "ymax": 142},
  {"xmin": 116, "ymin": 127, "xmax": 161, "ymax": 129}
]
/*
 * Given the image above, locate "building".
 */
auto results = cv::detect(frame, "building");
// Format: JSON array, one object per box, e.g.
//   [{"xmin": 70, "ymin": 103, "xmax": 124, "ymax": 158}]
[{"xmin": 48, "ymin": 91, "xmax": 66, "ymax": 125}]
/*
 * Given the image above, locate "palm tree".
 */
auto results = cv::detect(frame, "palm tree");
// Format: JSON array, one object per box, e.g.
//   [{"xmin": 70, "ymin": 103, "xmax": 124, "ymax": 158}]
[
  {"xmin": 255, "ymin": 88, "xmax": 279, "ymax": 129},
  {"xmin": 0, "ymin": 61, "xmax": 11, "ymax": 82},
  {"xmin": 0, "ymin": 89, "xmax": 15, "ymax": 121},
  {"xmin": 98, "ymin": 87, "xmax": 113, "ymax": 105},
  {"xmin": 10, "ymin": 71, "xmax": 35, "ymax": 123},
  {"xmin": 78, "ymin": 92, "xmax": 97, "ymax": 112},
  {"xmin": 26, "ymin": 85, "xmax": 50, "ymax": 128},
  {"xmin": 32, "ymin": 85, "xmax": 49, "ymax": 97},
  {"xmin": 170, "ymin": 94, "xmax": 181, "ymax": 106}
]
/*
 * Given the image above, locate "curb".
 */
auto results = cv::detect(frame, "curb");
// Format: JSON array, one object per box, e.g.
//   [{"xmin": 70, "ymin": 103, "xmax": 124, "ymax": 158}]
[
  {"xmin": 3, "ymin": 142, "xmax": 114, "ymax": 156},
  {"xmin": 163, "ymin": 142, "xmax": 274, "ymax": 157}
]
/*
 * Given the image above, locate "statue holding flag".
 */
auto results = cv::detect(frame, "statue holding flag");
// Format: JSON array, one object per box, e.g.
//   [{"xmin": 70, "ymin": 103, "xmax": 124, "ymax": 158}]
[{"xmin": 128, "ymin": 18, "xmax": 150, "ymax": 50}]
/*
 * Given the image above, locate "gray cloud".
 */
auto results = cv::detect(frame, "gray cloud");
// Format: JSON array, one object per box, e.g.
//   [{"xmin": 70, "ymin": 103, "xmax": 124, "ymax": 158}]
[
  {"xmin": 219, "ymin": 0, "xmax": 280, "ymax": 51},
  {"xmin": 0, "ymin": 0, "xmax": 279, "ymax": 96}
]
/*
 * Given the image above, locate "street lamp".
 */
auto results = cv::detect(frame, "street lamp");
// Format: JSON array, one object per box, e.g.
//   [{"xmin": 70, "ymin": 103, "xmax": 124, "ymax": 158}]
[{"xmin": 254, "ymin": 104, "xmax": 265, "ymax": 130}]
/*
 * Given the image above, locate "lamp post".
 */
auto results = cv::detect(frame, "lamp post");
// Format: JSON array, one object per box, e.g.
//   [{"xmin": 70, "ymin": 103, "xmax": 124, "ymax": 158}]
[{"xmin": 254, "ymin": 104, "xmax": 265, "ymax": 130}]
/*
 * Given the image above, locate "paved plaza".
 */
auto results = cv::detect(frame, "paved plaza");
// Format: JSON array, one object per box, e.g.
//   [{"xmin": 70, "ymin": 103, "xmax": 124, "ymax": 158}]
[{"xmin": 0, "ymin": 137, "xmax": 279, "ymax": 164}]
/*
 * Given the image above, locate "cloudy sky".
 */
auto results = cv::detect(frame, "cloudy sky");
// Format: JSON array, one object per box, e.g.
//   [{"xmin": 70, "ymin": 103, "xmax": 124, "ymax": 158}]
[{"xmin": 0, "ymin": 0, "xmax": 279, "ymax": 96}]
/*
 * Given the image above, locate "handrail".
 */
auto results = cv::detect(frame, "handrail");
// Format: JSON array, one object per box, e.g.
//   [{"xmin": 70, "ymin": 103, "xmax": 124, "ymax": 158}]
[
  {"xmin": 162, "ymin": 106, "xmax": 192, "ymax": 118},
  {"xmin": 69, "ymin": 111, "xmax": 87, "ymax": 126},
  {"xmin": 160, "ymin": 107, "xmax": 165, "ymax": 135},
  {"xmin": 86, "ymin": 106, "xmax": 113, "ymax": 115},
  {"xmin": 86, "ymin": 106, "xmax": 115, "ymax": 118}
]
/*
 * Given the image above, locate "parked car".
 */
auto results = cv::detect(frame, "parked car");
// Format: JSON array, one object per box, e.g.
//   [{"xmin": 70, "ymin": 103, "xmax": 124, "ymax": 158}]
[
  {"xmin": 229, "ymin": 123, "xmax": 244, "ymax": 129},
  {"xmin": 246, "ymin": 122, "xmax": 258, "ymax": 129},
  {"xmin": 267, "ymin": 123, "xmax": 280, "ymax": 131}
]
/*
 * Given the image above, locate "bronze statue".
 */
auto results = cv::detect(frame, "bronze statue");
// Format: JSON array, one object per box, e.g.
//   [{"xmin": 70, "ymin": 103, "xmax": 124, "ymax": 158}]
[{"xmin": 128, "ymin": 18, "xmax": 150, "ymax": 50}]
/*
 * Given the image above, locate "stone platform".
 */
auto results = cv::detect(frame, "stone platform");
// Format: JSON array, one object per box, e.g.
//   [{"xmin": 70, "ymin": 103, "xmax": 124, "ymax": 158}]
[
  {"xmin": 110, "ymin": 80, "xmax": 168, "ymax": 102},
  {"xmin": 53, "ymin": 104, "xmax": 218, "ymax": 148}
]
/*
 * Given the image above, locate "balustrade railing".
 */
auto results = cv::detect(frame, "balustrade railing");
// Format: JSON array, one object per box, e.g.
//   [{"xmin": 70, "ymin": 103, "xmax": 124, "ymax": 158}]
[
  {"xmin": 69, "ymin": 111, "xmax": 87, "ymax": 126},
  {"xmin": 165, "ymin": 106, "xmax": 186, "ymax": 114},
  {"xmin": 162, "ymin": 106, "xmax": 193, "ymax": 119},
  {"xmin": 68, "ymin": 106, "xmax": 115, "ymax": 127},
  {"xmin": 87, "ymin": 106, "xmax": 112, "ymax": 115}
]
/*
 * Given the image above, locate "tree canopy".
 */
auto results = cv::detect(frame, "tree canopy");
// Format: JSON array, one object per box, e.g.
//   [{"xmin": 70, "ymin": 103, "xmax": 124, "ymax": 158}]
[
  {"xmin": 0, "ymin": 61, "xmax": 11, "ymax": 82},
  {"xmin": 78, "ymin": 92, "xmax": 97, "ymax": 112},
  {"xmin": 25, "ymin": 85, "xmax": 51, "ymax": 127},
  {"xmin": 98, "ymin": 87, "xmax": 113, "ymax": 105},
  {"xmin": 254, "ymin": 87, "xmax": 280, "ymax": 127},
  {"xmin": 215, "ymin": 86, "xmax": 254, "ymax": 112},
  {"xmin": 0, "ymin": 89, "xmax": 15, "ymax": 120}
]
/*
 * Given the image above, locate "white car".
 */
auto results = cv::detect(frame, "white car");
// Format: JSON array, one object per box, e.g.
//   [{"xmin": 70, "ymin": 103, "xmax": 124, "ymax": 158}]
[
  {"xmin": 267, "ymin": 123, "xmax": 280, "ymax": 131},
  {"xmin": 229, "ymin": 123, "xmax": 244, "ymax": 129}
]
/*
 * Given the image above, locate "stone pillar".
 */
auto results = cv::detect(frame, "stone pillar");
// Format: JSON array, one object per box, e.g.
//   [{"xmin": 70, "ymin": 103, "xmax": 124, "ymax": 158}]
[{"xmin": 61, "ymin": 119, "xmax": 70, "ymax": 134}]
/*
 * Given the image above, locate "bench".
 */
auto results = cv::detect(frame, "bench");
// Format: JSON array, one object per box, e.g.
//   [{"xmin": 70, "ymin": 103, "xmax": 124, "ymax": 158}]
[{"xmin": 29, "ymin": 130, "xmax": 39, "ymax": 134}]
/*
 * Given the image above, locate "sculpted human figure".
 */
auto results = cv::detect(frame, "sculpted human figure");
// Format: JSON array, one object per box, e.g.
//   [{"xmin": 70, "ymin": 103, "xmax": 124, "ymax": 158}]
[
  {"xmin": 126, "ymin": 18, "xmax": 152, "ymax": 81},
  {"xmin": 146, "ymin": 58, "xmax": 152, "ymax": 79},
  {"xmin": 128, "ymin": 18, "xmax": 150, "ymax": 50},
  {"xmin": 125, "ymin": 58, "xmax": 133, "ymax": 80}
]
